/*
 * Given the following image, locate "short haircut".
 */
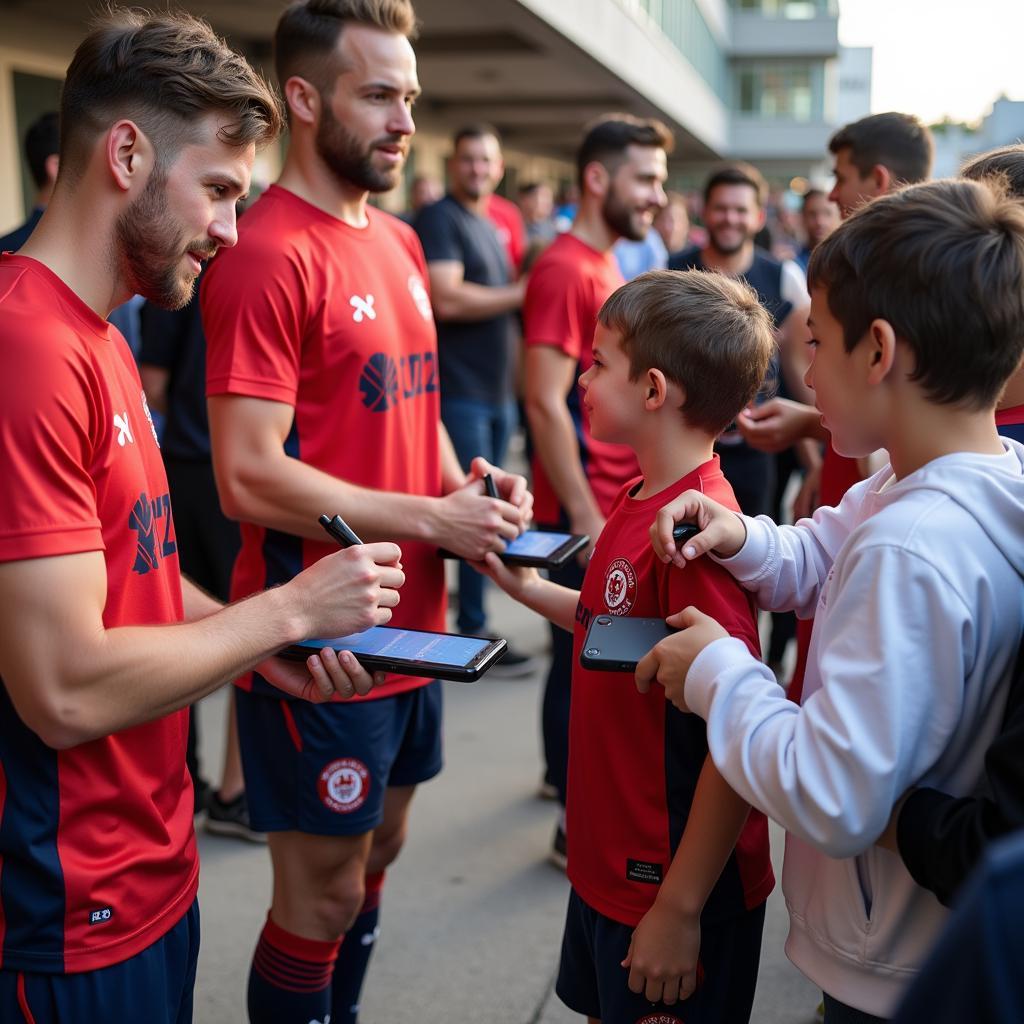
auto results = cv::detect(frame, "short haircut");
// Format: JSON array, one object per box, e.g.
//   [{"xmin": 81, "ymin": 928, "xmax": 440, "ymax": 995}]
[
  {"xmin": 828, "ymin": 112, "xmax": 933, "ymax": 185},
  {"xmin": 576, "ymin": 113, "xmax": 674, "ymax": 190},
  {"xmin": 703, "ymin": 162, "xmax": 767, "ymax": 208},
  {"xmin": 60, "ymin": 9, "xmax": 282, "ymax": 177},
  {"xmin": 598, "ymin": 269, "xmax": 775, "ymax": 436},
  {"xmin": 802, "ymin": 188, "xmax": 827, "ymax": 208},
  {"xmin": 807, "ymin": 179, "xmax": 1024, "ymax": 410},
  {"xmin": 961, "ymin": 143, "xmax": 1024, "ymax": 199},
  {"xmin": 275, "ymin": 0, "xmax": 417, "ymax": 95},
  {"xmin": 453, "ymin": 123, "xmax": 501, "ymax": 150},
  {"xmin": 24, "ymin": 112, "xmax": 60, "ymax": 188}
]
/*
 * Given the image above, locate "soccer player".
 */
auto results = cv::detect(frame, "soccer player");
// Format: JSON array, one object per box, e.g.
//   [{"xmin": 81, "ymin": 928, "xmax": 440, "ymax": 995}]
[
  {"xmin": 200, "ymin": 3, "xmax": 531, "ymax": 1023},
  {"xmin": 522, "ymin": 113, "xmax": 672, "ymax": 859},
  {"xmin": 0, "ymin": 10, "xmax": 403, "ymax": 1020}
]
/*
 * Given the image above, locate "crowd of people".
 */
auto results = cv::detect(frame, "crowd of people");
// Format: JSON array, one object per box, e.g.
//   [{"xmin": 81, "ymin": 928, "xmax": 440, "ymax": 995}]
[{"xmin": 1, "ymin": 2, "xmax": 1023, "ymax": 1024}]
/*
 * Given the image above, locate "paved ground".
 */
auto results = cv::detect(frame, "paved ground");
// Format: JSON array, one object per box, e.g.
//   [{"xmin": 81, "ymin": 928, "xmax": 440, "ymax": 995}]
[{"xmin": 192, "ymin": 587, "xmax": 821, "ymax": 1023}]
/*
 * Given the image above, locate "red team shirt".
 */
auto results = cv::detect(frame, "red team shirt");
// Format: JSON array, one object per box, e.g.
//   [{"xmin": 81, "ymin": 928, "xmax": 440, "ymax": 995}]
[
  {"xmin": 568, "ymin": 459, "xmax": 774, "ymax": 927},
  {"xmin": 522, "ymin": 232, "xmax": 639, "ymax": 524},
  {"xmin": 0, "ymin": 255, "xmax": 196, "ymax": 972},
  {"xmin": 202, "ymin": 186, "xmax": 445, "ymax": 700}
]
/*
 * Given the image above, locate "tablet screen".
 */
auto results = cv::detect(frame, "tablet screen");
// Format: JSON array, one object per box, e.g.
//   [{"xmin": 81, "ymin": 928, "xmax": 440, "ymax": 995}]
[
  {"xmin": 504, "ymin": 531, "xmax": 574, "ymax": 557},
  {"xmin": 297, "ymin": 627, "xmax": 492, "ymax": 668}
]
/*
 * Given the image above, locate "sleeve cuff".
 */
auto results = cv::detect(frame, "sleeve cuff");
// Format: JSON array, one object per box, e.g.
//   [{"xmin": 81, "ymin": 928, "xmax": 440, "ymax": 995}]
[
  {"xmin": 684, "ymin": 636, "xmax": 761, "ymax": 719},
  {"xmin": 710, "ymin": 514, "xmax": 776, "ymax": 584}
]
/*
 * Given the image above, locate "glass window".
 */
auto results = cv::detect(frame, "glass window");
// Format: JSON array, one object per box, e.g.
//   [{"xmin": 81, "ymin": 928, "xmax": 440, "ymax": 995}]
[{"xmin": 734, "ymin": 63, "xmax": 815, "ymax": 120}]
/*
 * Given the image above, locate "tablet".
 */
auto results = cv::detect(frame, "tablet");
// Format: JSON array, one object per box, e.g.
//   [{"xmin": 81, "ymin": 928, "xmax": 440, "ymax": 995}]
[
  {"xmin": 438, "ymin": 530, "xmax": 590, "ymax": 569},
  {"xmin": 280, "ymin": 627, "xmax": 507, "ymax": 683},
  {"xmin": 579, "ymin": 615, "xmax": 677, "ymax": 672}
]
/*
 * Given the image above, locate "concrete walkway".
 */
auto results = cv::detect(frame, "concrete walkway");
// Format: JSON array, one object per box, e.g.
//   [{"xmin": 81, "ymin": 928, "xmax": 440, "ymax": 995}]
[{"xmin": 193, "ymin": 589, "xmax": 821, "ymax": 1023}]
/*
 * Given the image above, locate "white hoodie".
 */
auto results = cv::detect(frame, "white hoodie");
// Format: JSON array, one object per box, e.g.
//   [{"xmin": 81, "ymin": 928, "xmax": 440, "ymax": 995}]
[{"xmin": 685, "ymin": 441, "xmax": 1024, "ymax": 1017}]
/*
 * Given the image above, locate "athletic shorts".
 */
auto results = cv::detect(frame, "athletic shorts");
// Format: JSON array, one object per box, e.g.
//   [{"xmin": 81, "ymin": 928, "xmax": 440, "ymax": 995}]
[
  {"xmin": 2, "ymin": 898, "xmax": 199, "ymax": 1024},
  {"xmin": 236, "ymin": 682, "xmax": 444, "ymax": 836},
  {"xmin": 556, "ymin": 887, "xmax": 765, "ymax": 1024}
]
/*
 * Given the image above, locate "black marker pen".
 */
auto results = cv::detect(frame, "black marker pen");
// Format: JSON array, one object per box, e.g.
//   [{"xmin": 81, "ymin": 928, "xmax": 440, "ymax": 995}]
[
  {"xmin": 483, "ymin": 473, "xmax": 499, "ymax": 499},
  {"xmin": 318, "ymin": 513, "xmax": 363, "ymax": 548}
]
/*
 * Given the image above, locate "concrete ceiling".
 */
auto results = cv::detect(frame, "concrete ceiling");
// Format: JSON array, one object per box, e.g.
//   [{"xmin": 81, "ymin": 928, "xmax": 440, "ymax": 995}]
[{"xmin": 0, "ymin": 0, "xmax": 718, "ymax": 162}]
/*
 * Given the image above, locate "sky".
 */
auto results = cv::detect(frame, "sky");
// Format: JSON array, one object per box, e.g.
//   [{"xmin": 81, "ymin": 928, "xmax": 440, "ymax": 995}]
[{"xmin": 839, "ymin": 0, "xmax": 1024, "ymax": 124}]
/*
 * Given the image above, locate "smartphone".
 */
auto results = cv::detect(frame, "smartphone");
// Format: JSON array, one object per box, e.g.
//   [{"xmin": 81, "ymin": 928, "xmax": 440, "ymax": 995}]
[
  {"xmin": 579, "ymin": 615, "xmax": 677, "ymax": 672},
  {"xmin": 438, "ymin": 530, "xmax": 590, "ymax": 570},
  {"xmin": 280, "ymin": 626, "xmax": 508, "ymax": 683}
]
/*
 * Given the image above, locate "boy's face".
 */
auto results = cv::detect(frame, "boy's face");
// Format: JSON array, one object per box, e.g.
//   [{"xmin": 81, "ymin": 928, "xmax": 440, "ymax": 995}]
[
  {"xmin": 805, "ymin": 286, "xmax": 884, "ymax": 458},
  {"xmin": 578, "ymin": 324, "xmax": 644, "ymax": 444},
  {"xmin": 829, "ymin": 147, "xmax": 884, "ymax": 220}
]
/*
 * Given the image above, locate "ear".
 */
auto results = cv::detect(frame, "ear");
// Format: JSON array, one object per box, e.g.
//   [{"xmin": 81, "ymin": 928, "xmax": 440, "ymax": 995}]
[
  {"xmin": 644, "ymin": 367, "xmax": 669, "ymax": 411},
  {"xmin": 865, "ymin": 318, "xmax": 897, "ymax": 386},
  {"xmin": 44, "ymin": 153, "xmax": 60, "ymax": 185},
  {"xmin": 105, "ymin": 120, "xmax": 153, "ymax": 193},
  {"xmin": 871, "ymin": 163, "xmax": 893, "ymax": 197},
  {"xmin": 755, "ymin": 205, "xmax": 767, "ymax": 231},
  {"xmin": 284, "ymin": 76, "xmax": 321, "ymax": 127},
  {"xmin": 582, "ymin": 160, "xmax": 610, "ymax": 200}
]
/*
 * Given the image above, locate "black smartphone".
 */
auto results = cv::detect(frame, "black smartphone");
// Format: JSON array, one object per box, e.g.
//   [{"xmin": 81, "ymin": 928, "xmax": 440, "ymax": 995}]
[
  {"xmin": 280, "ymin": 626, "xmax": 508, "ymax": 683},
  {"xmin": 438, "ymin": 530, "xmax": 590, "ymax": 569},
  {"xmin": 579, "ymin": 615, "xmax": 677, "ymax": 672}
]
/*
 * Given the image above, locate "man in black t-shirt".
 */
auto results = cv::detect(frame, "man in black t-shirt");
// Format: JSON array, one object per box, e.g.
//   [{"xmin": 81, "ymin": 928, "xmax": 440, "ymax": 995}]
[{"xmin": 414, "ymin": 125, "xmax": 529, "ymax": 663}]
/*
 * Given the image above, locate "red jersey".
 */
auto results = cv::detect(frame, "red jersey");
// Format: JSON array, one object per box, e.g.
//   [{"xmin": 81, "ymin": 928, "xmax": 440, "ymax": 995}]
[
  {"xmin": 523, "ymin": 232, "xmax": 638, "ymax": 524},
  {"xmin": 202, "ymin": 186, "xmax": 444, "ymax": 700},
  {"xmin": 568, "ymin": 459, "xmax": 774, "ymax": 926},
  {"xmin": 0, "ymin": 255, "xmax": 195, "ymax": 973},
  {"xmin": 486, "ymin": 193, "xmax": 526, "ymax": 273}
]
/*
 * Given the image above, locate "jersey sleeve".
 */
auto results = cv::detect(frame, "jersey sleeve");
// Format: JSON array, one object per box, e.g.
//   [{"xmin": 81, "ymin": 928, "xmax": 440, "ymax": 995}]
[
  {"xmin": 0, "ymin": 327, "xmax": 102, "ymax": 561},
  {"xmin": 201, "ymin": 241, "xmax": 308, "ymax": 406},
  {"xmin": 413, "ymin": 202, "xmax": 462, "ymax": 264},
  {"xmin": 523, "ymin": 257, "xmax": 587, "ymax": 359}
]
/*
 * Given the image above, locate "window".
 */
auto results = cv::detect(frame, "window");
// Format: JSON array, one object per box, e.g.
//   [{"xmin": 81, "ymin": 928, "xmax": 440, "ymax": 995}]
[{"xmin": 735, "ymin": 63, "xmax": 814, "ymax": 120}]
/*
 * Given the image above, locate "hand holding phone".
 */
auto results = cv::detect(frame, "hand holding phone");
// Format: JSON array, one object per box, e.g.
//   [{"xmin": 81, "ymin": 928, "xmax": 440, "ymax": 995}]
[{"xmin": 580, "ymin": 616, "xmax": 679, "ymax": 672}]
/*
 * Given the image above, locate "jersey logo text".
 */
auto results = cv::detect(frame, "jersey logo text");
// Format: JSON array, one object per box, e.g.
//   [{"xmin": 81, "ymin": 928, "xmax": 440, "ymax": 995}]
[
  {"xmin": 350, "ymin": 294, "xmax": 376, "ymax": 323},
  {"xmin": 113, "ymin": 412, "xmax": 133, "ymax": 447},
  {"xmin": 128, "ymin": 492, "xmax": 177, "ymax": 574},
  {"xmin": 89, "ymin": 906, "xmax": 113, "ymax": 925},
  {"xmin": 359, "ymin": 351, "xmax": 439, "ymax": 413}
]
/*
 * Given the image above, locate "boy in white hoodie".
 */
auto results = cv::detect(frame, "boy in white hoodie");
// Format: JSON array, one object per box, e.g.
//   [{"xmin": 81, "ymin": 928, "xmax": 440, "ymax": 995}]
[{"xmin": 634, "ymin": 178, "xmax": 1024, "ymax": 1022}]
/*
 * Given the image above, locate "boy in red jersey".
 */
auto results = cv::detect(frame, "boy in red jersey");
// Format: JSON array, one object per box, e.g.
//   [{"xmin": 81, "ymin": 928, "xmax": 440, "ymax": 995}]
[
  {"xmin": 479, "ymin": 270, "xmax": 775, "ymax": 1023},
  {"xmin": 0, "ymin": 10, "xmax": 405, "ymax": 1023},
  {"xmin": 201, "ymin": 3, "xmax": 531, "ymax": 1023},
  {"xmin": 524, "ymin": 114, "xmax": 672, "ymax": 853}
]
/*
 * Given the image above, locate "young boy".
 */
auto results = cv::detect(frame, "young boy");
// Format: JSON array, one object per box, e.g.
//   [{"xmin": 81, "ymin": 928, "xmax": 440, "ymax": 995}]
[
  {"xmin": 637, "ymin": 179, "xmax": 1024, "ymax": 1022},
  {"xmin": 480, "ymin": 269, "xmax": 776, "ymax": 1023}
]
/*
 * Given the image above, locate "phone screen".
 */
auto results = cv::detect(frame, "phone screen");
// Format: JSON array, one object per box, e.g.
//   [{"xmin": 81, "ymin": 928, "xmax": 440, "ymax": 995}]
[
  {"xmin": 504, "ymin": 531, "xmax": 575, "ymax": 557},
  {"xmin": 296, "ymin": 627, "xmax": 492, "ymax": 668}
]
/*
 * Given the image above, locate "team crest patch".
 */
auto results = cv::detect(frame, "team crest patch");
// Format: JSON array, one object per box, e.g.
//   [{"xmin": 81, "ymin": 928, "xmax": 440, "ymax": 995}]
[
  {"xmin": 604, "ymin": 557, "xmax": 637, "ymax": 615},
  {"xmin": 636, "ymin": 1016, "xmax": 684, "ymax": 1024},
  {"xmin": 318, "ymin": 758, "xmax": 370, "ymax": 813}
]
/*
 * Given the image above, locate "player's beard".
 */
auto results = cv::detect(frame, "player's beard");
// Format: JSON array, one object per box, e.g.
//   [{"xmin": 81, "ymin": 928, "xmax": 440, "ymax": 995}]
[
  {"xmin": 316, "ymin": 105, "xmax": 403, "ymax": 194},
  {"xmin": 706, "ymin": 224, "xmax": 750, "ymax": 256},
  {"xmin": 602, "ymin": 187, "xmax": 648, "ymax": 242},
  {"xmin": 115, "ymin": 170, "xmax": 211, "ymax": 310}
]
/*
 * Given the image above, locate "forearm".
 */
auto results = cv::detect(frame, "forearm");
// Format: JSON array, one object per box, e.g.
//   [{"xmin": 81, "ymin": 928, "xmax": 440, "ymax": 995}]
[
  {"xmin": 526, "ymin": 397, "xmax": 600, "ymax": 523},
  {"xmin": 657, "ymin": 756, "xmax": 751, "ymax": 915},
  {"xmin": 28, "ymin": 586, "xmax": 305, "ymax": 748},
  {"xmin": 433, "ymin": 281, "xmax": 522, "ymax": 321},
  {"xmin": 512, "ymin": 576, "xmax": 580, "ymax": 633},
  {"xmin": 181, "ymin": 576, "xmax": 223, "ymax": 620},
  {"xmin": 217, "ymin": 446, "xmax": 441, "ymax": 544}
]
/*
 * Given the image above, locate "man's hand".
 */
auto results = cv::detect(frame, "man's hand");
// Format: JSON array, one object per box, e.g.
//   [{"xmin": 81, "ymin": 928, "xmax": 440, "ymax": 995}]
[
  {"xmin": 466, "ymin": 456, "xmax": 534, "ymax": 527},
  {"xmin": 737, "ymin": 397, "xmax": 823, "ymax": 453},
  {"xmin": 433, "ymin": 475, "xmax": 525, "ymax": 560},
  {"xmin": 649, "ymin": 491, "xmax": 746, "ymax": 569},
  {"xmin": 256, "ymin": 651, "xmax": 385, "ymax": 703},
  {"xmin": 635, "ymin": 608, "xmax": 729, "ymax": 712},
  {"xmin": 285, "ymin": 542, "xmax": 404, "ymax": 640},
  {"xmin": 622, "ymin": 900, "xmax": 702, "ymax": 1005}
]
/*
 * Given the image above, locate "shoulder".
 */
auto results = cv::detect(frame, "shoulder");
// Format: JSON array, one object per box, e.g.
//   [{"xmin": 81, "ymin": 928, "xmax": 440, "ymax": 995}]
[{"xmin": 374, "ymin": 206, "xmax": 428, "ymax": 256}]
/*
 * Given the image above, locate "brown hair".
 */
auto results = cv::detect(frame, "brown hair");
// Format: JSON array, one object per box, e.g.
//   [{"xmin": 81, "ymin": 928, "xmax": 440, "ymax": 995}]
[
  {"xmin": 807, "ymin": 178, "xmax": 1024, "ymax": 410},
  {"xmin": 275, "ymin": 0, "xmax": 418, "ymax": 95},
  {"xmin": 828, "ymin": 112, "xmax": 933, "ymax": 186},
  {"xmin": 598, "ymin": 269, "xmax": 775, "ymax": 436},
  {"xmin": 60, "ymin": 8, "xmax": 283, "ymax": 177},
  {"xmin": 961, "ymin": 143, "xmax": 1024, "ymax": 199},
  {"xmin": 703, "ymin": 162, "xmax": 767, "ymax": 208},
  {"xmin": 576, "ymin": 113, "xmax": 674, "ymax": 190}
]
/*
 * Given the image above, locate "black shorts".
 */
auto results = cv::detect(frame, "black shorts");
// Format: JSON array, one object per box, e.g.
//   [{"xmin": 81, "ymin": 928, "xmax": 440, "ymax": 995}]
[{"xmin": 556, "ymin": 887, "xmax": 766, "ymax": 1024}]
